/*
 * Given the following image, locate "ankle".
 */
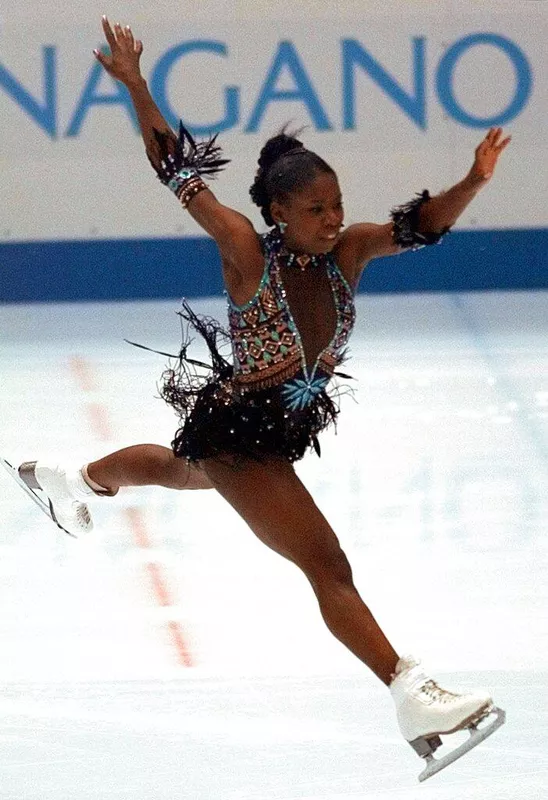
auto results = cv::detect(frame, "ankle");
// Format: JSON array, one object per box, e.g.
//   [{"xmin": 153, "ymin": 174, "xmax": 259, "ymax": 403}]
[{"xmin": 80, "ymin": 465, "xmax": 116, "ymax": 497}]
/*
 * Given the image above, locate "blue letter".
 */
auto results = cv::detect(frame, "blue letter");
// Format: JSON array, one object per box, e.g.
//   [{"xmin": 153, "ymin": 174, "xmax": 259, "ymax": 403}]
[
  {"xmin": 246, "ymin": 41, "xmax": 332, "ymax": 132},
  {"xmin": 66, "ymin": 52, "xmax": 138, "ymax": 137},
  {"xmin": 151, "ymin": 41, "xmax": 239, "ymax": 135},
  {"xmin": 0, "ymin": 46, "xmax": 57, "ymax": 138},
  {"xmin": 437, "ymin": 34, "xmax": 533, "ymax": 127},
  {"xmin": 343, "ymin": 38, "xmax": 426, "ymax": 130}
]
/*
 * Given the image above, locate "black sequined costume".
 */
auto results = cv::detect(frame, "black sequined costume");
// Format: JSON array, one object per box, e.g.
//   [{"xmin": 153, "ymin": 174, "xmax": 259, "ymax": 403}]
[{"xmin": 162, "ymin": 229, "xmax": 356, "ymax": 463}]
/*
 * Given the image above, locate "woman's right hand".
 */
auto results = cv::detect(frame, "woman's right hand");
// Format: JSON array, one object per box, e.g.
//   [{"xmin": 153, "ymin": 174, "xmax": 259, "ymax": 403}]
[{"xmin": 93, "ymin": 16, "xmax": 144, "ymax": 87}]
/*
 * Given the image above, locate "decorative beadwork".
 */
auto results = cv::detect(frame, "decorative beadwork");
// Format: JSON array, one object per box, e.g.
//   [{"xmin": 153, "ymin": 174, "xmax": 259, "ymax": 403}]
[
  {"xmin": 228, "ymin": 229, "xmax": 356, "ymax": 408},
  {"xmin": 264, "ymin": 228, "xmax": 330, "ymax": 271},
  {"xmin": 281, "ymin": 374, "xmax": 330, "ymax": 411},
  {"xmin": 179, "ymin": 177, "xmax": 208, "ymax": 208},
  {"xmin": 166, "ymin": 166, "xmax": 198, "ymax": 194},
  {"xmin": 149, "ymin": 121, "xmax": 229, "ymax": 209},
  {"xmin": 151, "ymin": 229, "xmax": 356, "ymax": 464}
]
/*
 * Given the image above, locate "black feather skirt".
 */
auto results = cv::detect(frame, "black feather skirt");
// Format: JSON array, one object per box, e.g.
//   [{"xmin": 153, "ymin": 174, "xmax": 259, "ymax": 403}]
[{"xmin": 158, "ymin": 302, "xmax": 342, "ymax": 464}]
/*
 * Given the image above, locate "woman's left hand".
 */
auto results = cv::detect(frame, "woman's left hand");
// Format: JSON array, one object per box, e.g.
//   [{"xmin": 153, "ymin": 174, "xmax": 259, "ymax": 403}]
[{"xmin": 468, "ymin": 127, "xmax": 512, "ymax": 185}]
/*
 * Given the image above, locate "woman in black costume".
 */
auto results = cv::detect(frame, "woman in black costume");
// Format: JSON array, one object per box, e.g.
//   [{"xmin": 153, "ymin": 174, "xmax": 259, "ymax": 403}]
[{"xmin": 18, "ymin": 17, "xmax": 511, "ymax": 769}]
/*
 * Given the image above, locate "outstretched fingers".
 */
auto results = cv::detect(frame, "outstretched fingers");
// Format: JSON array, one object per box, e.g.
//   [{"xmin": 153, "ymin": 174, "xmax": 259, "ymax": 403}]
[
  {"xmin": 101, "ymin": 15, "xmax": 117, "ymax": 49},
  {"xmin": 497, "ymin": 134, "xmax": 512, "ymax": 153},
  {"xmin": 125, "ymin": 24, "xmax": 143, "ymax": 56},
  {"xmin": 101, "ymin": 16, "xmax": 137, "ymax": 53},
  {"xmin": 93, "ymin": 16, "xmax": 117, "ymax": 70},
  {"xmin": 124, "ymin": 24, "xmax": 135, "ymax": 48},
  {"xmin": 484, "ymin": 127, "xmax": 512, "ymax": 152},
  {"xmin": 112, "ymin": 22, "xmax": 125, "ymax": 46},
  {"xmin": 94, "ymin": 16, "xmax": 143, "ymax": 79},
  {"xmin": 93, "ymin": 48, "xmax": 109, "ymax": 69}
]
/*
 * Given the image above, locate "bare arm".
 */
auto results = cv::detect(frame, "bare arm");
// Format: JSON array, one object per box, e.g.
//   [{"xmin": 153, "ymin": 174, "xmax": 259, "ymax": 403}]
[
  {"xmin": 93, "ymin": 18, "xmax": 259, "ymax": 264},
  {"xmin": 121, "ymin": 76, "xmax": 173, "ymax": 166},
  {"xmin": 94, "ymin": 18, "xmax": 172, "ymax": 164},
  {"xmin": 123, "ymin": 74, "xmax": 256, "ymax": 253},
  {"xmin": 417, "ymin": 128, "xmax": 511, "ymax": 232},
  {"xmin": 341, "ymin": 128, "xmax": 512, "ymax": 284}
]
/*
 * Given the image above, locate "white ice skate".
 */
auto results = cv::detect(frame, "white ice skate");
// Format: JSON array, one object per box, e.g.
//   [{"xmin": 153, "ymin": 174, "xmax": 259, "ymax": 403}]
[
  {"xmin": 390, "ymin": 656, "xmax": 505, "ymax": 782},
  {"xmin": 0, "ymin": 457, "xmax": 94, "ymax": 538}
]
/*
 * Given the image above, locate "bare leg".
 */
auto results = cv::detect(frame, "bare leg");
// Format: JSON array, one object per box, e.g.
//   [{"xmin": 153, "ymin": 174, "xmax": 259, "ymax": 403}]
[
  {"xmin": 87, "ymin": 444, "xmax": 213, "ymax": 494},
  {"xmin": 204, "ymin": 456, "xmax": 399, "ymax": 686}
]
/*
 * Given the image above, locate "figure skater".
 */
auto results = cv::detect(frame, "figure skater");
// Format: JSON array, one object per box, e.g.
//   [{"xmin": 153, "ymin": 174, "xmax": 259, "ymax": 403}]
[{"xmin": 13, "ymin": 18, "xmax": 511, "ymax": 779}]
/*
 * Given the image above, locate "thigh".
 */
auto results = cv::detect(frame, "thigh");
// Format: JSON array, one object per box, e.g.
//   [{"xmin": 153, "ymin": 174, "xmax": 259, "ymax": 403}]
[{"xmin": 203, "ymin": 456, "xmax": 345, "ymax": 572}]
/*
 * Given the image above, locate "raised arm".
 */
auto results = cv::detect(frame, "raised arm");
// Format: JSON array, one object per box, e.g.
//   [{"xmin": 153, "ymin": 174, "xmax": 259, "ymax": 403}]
[
  {"xmin": 341, "ymin": 128, "xmax": 512, "ymax": 284},
  {"xmin": 415, "ymin": 127, "xmax": 511, "ymax": 232},
  {"xmin": 93, "ymin": 17, "xmax": 258, "ymax": 263},
  {"xmin": 94, "ymin": 17, "xmax": 171, "ymax": 164}
]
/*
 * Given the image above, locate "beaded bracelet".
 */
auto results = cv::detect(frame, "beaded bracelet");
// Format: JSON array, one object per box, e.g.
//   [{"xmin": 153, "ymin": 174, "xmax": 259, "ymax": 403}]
[
  {"xmin": 162, "ymin": 164, "xmax": 206, "ymax": 208},
  {"xmin": 150, "ymin": 124, "xmax": 229, "ymax": 211},
  {"xmin": 179, "ymin": 177, "xmax": 207, "ymax": 209}
]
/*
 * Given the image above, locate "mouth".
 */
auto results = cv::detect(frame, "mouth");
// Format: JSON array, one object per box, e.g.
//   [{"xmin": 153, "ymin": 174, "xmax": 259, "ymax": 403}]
[{"xmin": 316, "ymin": 234, "xmax": 339, "ymax": 254}]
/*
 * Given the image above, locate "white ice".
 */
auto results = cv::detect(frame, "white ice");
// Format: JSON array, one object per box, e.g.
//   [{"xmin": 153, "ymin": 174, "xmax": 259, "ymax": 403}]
[{"xmin": 0, "ymin": 290, "xmax": 547, "ymax": 799}]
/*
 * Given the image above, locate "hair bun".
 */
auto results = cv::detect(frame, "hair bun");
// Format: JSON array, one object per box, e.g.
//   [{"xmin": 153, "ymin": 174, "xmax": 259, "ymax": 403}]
[
  {"xmin": 250, "ymin": 127, "xmax": 305, "ymax": 224},
  {"xmin": 249, "ymin": 125, "xmax": 332, "ymax": 228},
  {"xmin": 257, "ymin": 130, "xmax": 304, "ymax": 173}
]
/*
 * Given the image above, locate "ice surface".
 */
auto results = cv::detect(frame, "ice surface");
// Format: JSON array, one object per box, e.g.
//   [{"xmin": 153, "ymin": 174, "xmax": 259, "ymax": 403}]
[{"xmin": 1, "ymin": 291, "xmax": 547, "ymax": 798}]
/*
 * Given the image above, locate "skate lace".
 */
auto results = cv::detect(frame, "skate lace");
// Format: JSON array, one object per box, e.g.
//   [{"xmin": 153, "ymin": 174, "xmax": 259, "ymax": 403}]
[
  {"xmin": 420, "ymin": 679, "xmax": 460, "ymax": 704},
  {"xmin": 75, "ymin": 503, "xmax": 91, "ymax": 526}
]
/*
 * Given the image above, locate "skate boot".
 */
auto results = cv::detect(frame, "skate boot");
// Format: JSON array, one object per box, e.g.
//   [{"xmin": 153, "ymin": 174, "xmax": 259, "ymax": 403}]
[
  {"xmin": 18, "ymin": 461, "xmax": 97, "ymax": 537},
  {"xmin": 390, "ymin": 656, "xmax": 505, "ymax": 781}
]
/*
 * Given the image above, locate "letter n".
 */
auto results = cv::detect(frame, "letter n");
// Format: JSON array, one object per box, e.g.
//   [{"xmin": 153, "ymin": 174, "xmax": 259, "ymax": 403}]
[
  {"xmin": 342, "ymin": 38, "xmax": 426, "ymax": 130},
  {"xmin": 0, "ymin": 47, "xmax": 57, "ymax": 138}
]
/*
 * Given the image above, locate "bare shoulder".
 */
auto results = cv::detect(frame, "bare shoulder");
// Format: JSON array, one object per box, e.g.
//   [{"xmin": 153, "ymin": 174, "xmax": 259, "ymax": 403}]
[
  {"xmin": 188, "ymin": 189, "xmax": 261, "ymax": 261},
  {"xmin": 334, "ymin": 222, "xmax": 400, "ymax": 286},
  {"xmin": 222, "ymin": 224, "xmax": 267, "ymax": 307},
  {"xmin": 193, "ymin": 192, "xmax": 269, "ymax": 306},
  {"xmin": 187, "ymin": 189, "xmax": 265, "ymax": 298}
]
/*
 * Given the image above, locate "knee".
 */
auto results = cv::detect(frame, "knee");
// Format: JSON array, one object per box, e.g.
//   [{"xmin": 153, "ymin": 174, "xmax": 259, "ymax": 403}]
[{"xmin": 305, "ymin": 544, "xmax": 354, "ymax": 589}]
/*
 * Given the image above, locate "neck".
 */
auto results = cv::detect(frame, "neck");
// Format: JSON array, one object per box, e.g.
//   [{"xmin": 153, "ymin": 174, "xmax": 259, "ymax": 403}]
[
  {"xmin": 266, "ymin": 229, "xmax": 329, "ymax": 271},
  {"xmin": 282, "ymin": 234, "xmax": 307, "ymax": 254}
]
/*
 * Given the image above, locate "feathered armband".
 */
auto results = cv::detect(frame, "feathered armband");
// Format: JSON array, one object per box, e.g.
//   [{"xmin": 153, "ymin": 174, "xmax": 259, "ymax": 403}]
[
  {"xmin": 390, "ymin": 190, "xmax": 450, "ymax": 250},
  {"xmin": 149, "ymin": 122, "xmax": 231, "ymax": 208}
]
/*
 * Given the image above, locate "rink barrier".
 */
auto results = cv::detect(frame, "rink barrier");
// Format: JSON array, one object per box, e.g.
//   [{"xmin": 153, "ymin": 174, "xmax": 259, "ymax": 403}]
[{"xmin": 0, "ymin": 227, "xmax": 547, "ymax": 303}]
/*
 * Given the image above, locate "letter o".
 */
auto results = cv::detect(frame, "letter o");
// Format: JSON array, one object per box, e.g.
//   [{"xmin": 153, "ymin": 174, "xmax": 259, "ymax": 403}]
[{"xmin": 437, "ymin": 33, "xmax": 532, "ymax": 128}]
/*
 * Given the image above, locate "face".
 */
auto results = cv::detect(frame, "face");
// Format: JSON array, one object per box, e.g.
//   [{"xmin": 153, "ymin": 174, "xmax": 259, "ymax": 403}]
[{"xmin": 271, "ymin": 171, "xmax": 344, "ymax": 254}]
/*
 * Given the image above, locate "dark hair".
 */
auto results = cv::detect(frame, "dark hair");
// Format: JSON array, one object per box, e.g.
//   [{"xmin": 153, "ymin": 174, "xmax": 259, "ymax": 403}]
[{"xmin": 249, "ymin": 126, "xmax": 335, "ymax": 226}]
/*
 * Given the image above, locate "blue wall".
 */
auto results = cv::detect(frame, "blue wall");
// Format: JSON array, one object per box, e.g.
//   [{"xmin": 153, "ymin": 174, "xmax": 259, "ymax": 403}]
[{"xmin": 1, "ymin": 228, "xmax": 546, "ymax": 304}]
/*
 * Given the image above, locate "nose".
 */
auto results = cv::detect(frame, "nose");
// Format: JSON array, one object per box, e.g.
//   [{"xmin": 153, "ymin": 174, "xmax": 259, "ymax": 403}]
[{"xmin": 326, "ymin": 209, "xmax": 343, "ymax": 228}]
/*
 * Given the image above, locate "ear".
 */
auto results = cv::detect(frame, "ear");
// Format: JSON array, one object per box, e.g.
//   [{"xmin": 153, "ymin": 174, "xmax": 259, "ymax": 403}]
[{"xmin": 270, "ymin": 199, "xmax": 287, "ymax": 226}]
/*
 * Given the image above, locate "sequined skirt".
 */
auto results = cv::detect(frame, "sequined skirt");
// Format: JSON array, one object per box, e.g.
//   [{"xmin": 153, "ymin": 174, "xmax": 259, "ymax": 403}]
[{"xmin": 159, "ymin": 302, "xmax": 341, "ymax": 464}]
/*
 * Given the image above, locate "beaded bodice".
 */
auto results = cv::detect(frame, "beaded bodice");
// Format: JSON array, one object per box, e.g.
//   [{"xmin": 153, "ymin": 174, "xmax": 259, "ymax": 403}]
[{"xmin": 227, "ymin": 230, "xmax": 355, "ymax": 411}]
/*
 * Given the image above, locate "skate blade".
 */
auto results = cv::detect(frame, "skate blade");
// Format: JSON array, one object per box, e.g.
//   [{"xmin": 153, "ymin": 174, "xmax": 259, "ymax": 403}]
[
  {"xmin": 0, "ymin": 456, "xmax": 76, "ymax": 538},
  {"xmin": 417, "ymin": 706, "xmax": 506, "ymax": 782}
]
